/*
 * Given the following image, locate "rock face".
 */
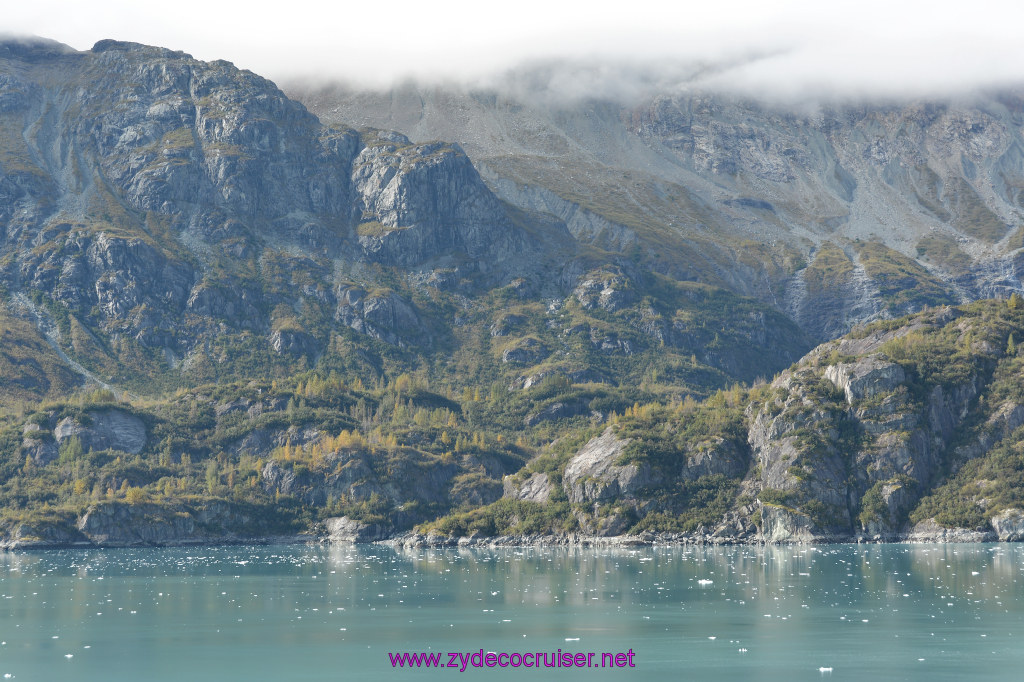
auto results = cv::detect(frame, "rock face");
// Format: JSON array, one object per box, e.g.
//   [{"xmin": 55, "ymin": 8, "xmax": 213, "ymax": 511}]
[
  {"xmin": 0, "ymin": 500, "xmax": 298, "ymax": 549},
  {"xmin": 523, "ymin": 399, "xmax": 590, "ymax": 427},
  {"xmin": 905, "ymin": 518, "xmax": 994, "ymax": 543},
  {"xmin": 681, "ymin": 437, "xmax": 747, "ymax": 481},
  {"xmin": 323, "ymin": 516, "xmax": 390, "ymax": 542},
  {"xmin": 0, "ymin": 37, "xmax": 540, "ymax": 375},
  {"xmin": 21, "ymin": 423, "xmax": 58, "ymax": 464},
  {"xmin": 335, "ymin": 286, "xmax": 426, "ymax": 347},
  {"xmin": 563, "ymin": 428, "xmax": 649, "ymax": 505},
  {"xmin": 351, "ymin": 134, "xmax": 526, "ymax": 272},
  {"xmin": 298, "ymin": 76, "xmax": 1024, "ymax": 341},
  {"xmin": 270, "ymin": 329, "xmax": 317, "ymax": 356},
  {"xmin": 758, "ymin": 505, "xmax": 819, "ymax": 544},
  {"xmin": 20, "ymin": 408, "xmax": 147, "ymax": 464},
  {"xmin": 825, "ymin": 358, "xmax": 906, "ymax": 404},
  {"xmin": 503, "ymin": 472, "xmax": 554, "ymax": 504},
  {"xmin": 990, "ymin": 509, "xmax": 1024, "ymax": 541},
  {"xmin": 739, "ymin": 304, "xmax": 1024, "ymax": 542},
  {"xmin": 573, "ymin": 269, "xmax": 636, "ymax": 312},
  {"xmin": 53, "ymin": 409, "xmax": 147, "ymax": 454}
]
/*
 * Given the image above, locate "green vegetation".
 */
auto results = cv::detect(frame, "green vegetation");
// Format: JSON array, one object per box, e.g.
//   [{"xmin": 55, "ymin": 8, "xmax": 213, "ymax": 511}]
[
  {"xmin": 911, "ymin": 164, "xmax": 951, "ymax": 221},
  {"xmin": 854, "ymin": 241, "xmax": 956, "ymax": 312},
  {"xmin": 6, "ymin": 292, "xmax": 1024, "ymax": 541},
  {"xmin": 356, "ymin": 221, "xmax": 408, "ymax": 237},
  {"xmin": 909, "ymin": 428, "xmax": 1024, "ymax": 530},
  {"xmin": 803, "ymin": 242, "xmax": 855, "ymax": 294},
  {"xmin": 946, "ymin": 176, "xmax": 1009, "ymax": 243},
  {"xmin": 915, "ymin": 233, "xmax": 973, "ymax": 274},
  {"xmin": 0, "ymin": 305, "xmax": 80, "ymax": 405}
]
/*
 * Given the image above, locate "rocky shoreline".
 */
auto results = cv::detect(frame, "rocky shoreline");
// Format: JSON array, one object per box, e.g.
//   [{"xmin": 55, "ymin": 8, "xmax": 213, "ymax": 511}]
[
  {"xmin": 5, "ymin": 508, "xmax": 1023, "ymax": 551},
  {"xmin": 2, "ymin": 527, "xmax": 1018, "ymax": 551},
  {"xmin": 333, "ymin": 512, "xmax": 1024, "ymax": 549}
]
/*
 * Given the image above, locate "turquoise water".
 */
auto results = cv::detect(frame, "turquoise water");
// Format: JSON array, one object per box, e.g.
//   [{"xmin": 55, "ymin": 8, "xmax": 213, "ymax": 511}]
[{"xmin": 0, "ymin": 543, "xmax": 1021, "ymax": 680}]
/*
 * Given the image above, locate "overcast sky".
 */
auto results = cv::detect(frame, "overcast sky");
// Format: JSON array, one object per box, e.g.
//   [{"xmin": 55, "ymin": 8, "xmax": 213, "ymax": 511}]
[{"xmin": 5, "ymin": 0, "xmax": 1024, "ymax": 98}]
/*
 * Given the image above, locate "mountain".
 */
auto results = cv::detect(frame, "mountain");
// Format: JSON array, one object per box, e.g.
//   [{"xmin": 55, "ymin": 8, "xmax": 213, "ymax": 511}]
[
  {"xmin": 291, "ymin": 72, "xmax": 1024, "ymax": 341},
  {"xmin": 2, "ymin": 38, "xmax": 1024, "ymax": 547},
  {"xmin": 0, "ymin": 38, "xmax": 801, "ymax": 400},
  {"xmin": 416, "ymin": 297, "xmax": 1024, "ymax": 544}
]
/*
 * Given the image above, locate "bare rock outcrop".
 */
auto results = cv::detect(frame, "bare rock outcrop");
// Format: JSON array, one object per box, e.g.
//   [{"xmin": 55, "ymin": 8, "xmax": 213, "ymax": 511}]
[
  {"xmin": 502, "ymin": 472, "xmax": 554, "ymax": 504},
  {"xmin": 563, "ymin": 428, "xmax": 651, "ymax": 504},
  {"xmin": 323, "ymin": 516, "xmax": 391, "ymax": 542},
  {"xmin": 54, "ymin": 409, "xmax": 147, "ymax": 455}
]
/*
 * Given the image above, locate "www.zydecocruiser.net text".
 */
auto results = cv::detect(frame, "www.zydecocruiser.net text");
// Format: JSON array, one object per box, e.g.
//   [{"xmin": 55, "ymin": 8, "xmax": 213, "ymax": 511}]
[{"xmin": 389, "ymin": 649, "xmax": 637, "ymax": 671}]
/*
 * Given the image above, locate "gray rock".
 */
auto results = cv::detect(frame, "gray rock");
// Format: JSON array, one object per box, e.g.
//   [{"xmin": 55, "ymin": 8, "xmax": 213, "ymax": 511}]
[
  {"xmin": 0, "ymin": 519, "xmax": 89, "ymax": 549},
  {"xmin": 270, "ymin": 329, "xmax": 317, "ymax": 355},
  {"xmin": 758, "ymin": 505, "xmax": 819, "ymax": 543},
  {"xmin": 54, "ymin": 409, "xmax": 146, "ymax": 455},
  {"xmin": 502, "ymin": 472, "xmax": 553, "ymax": 503},
  {"xmin": 490, "ymin": 313, "xmax": 526, "ymax": 337},
  {"xmin": 215, "ymin": 398, "xmax": 251, "ymax": 417},
  {"xmin": 906, "ymin": 518, "xmax": 994, "ymax": 543},
  {"xmin": 563, "ymin": 428, "xmax": 651, "ymax": 504},
  {"xmin": 990, "ymin": 509, "xmax": 1024, "ymax": 541},
  {"xmin": 323, "ymin": 516, "xmax": 390, "ymax": 542},
  {"xmin": 825, "ymin": 356, "xmax": 906, "ymax": 404},
  {"xmin": 573, "ymin": 270, "xmax": 636, "ymax": 312},
  {"xmin": 523, "ymin": 399, "xmax": 589, "ymax": 427},
  {"xmin": 21, "ymin": 423, "xmax": 59, "ymax": 464},
  {"xmin": 501, "ymin": 337, "xmax": 547, "ymax": 365},
  {"xmin": 681, "ymin": 437, "xmax": 747, "ymax": 481},
  {"xmin": 261, "ymin": 460, "xmax": 296, "ymax": 495},
  {"xmin": 335, "ymin": 286, "xmax": 426, "ymax": 347}
]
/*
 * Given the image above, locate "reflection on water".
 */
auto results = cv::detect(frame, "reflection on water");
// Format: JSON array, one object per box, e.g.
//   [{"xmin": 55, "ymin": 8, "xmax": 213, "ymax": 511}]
[{"xmin": 0, "ymin": 543, "xmax": 1021, "ymax": 680}]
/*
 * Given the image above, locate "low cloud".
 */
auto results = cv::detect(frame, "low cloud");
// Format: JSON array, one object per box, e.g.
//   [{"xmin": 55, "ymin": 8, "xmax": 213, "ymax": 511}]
[{"xmin": 5, "ymin": 0, "xmax": 1024, "ymax": 102}]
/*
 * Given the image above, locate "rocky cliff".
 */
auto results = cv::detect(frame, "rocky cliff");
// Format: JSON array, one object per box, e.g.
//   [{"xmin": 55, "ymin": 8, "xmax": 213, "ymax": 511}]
[
  {"xmin": 0, "ymin": 37, "xmax": 803, "ymax": 408},
  {"xmin": 0, "ymin": 499, "xmax": 303, "ymax": 549},
  {"xmin": 0, "ymin": 38, "xmax": 553, "ymax": 393},
  {"xmin": 295, "ymin": 76, "xmax": 1024, "ymax": 341},
  {"xmin": 418, "ymin": 298, "xmax": 1024, "ymax": 544}
]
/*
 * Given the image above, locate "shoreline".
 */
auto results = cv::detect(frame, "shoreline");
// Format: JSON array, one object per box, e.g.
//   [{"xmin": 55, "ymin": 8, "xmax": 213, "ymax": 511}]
[{"xmin": 1, "ymin": 527, "xmax": 1012, "ymax": 551}]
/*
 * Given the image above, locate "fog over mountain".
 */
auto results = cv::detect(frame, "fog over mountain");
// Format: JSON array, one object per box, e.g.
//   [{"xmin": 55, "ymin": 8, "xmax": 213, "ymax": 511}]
[{"xmin": 6, "ymin": 0, "xmax": 1024, "ymax": 97}]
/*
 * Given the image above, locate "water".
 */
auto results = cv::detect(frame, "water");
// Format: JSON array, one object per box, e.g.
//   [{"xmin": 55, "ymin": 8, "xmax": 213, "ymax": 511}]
[{"xmin": 0, "ymin": 543, "xmax": 1021, "ymax": 681}]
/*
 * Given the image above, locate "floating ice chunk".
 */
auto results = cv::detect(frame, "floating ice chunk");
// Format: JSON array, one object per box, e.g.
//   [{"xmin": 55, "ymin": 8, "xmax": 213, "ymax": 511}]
[{"xmin": 698, "ymin": 579, "xmax": 713, "ymax": 586}]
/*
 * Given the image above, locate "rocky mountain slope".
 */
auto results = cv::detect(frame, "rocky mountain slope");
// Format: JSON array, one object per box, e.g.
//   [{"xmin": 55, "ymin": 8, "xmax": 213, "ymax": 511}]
[
  {"xmin": 3, "ymin": 38, "xmax": 1024, "ymax": 546},
  {"xmin": 0, "ymin": 38, "xmax": 802, "ymax": 403},
  {"xmin": 8, "ymin": 297, "xmax": 1024, "ymax": 548},
  {"xmin": 424, "ymin": 298, "xmax": 1024, "ymax": 544},
  {"xmin": 293, "ymin": 74, "xmax": 1024, "ymax": 341}
]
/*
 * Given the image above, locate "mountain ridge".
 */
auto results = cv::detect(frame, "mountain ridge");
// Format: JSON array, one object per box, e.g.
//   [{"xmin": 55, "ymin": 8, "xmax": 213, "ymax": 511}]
[
  {"xmin": 2, "ymin": 38, "xmax": 1024, "ymax": 547},
  {"xmin": 292, "ymin": 75, "xmax": 1024, "ymax": 340}
]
